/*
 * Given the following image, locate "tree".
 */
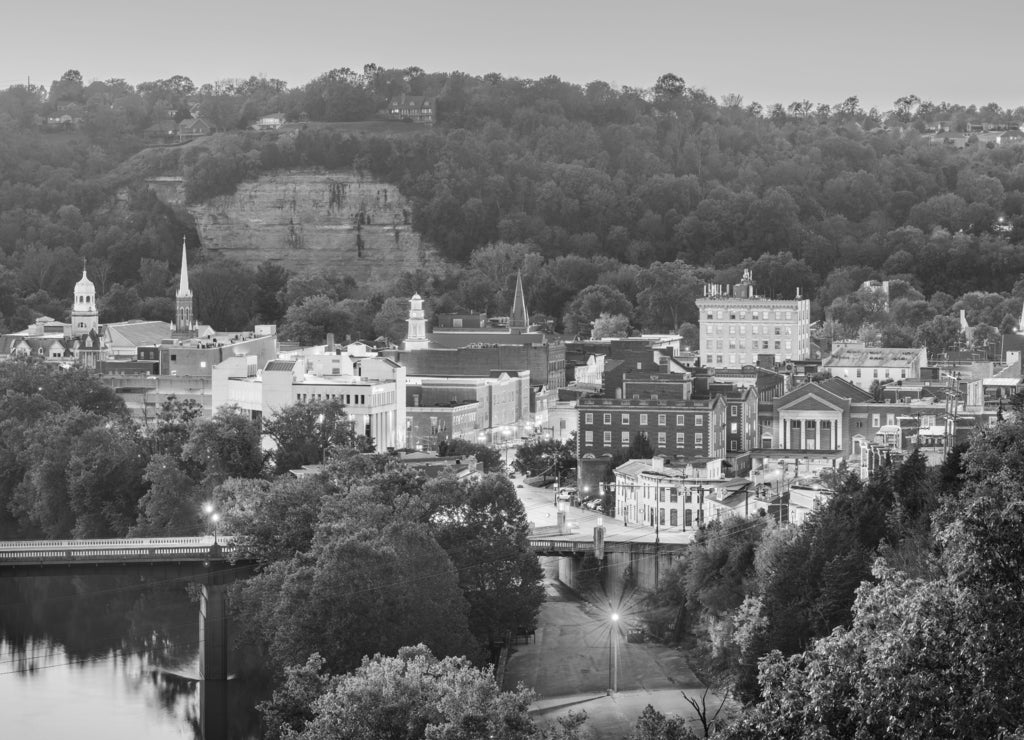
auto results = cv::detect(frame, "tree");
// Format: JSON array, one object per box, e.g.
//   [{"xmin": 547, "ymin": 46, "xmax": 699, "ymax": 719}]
[
  {"xmin": 232, "ymin": 519, "xmax": 476, "ymax": 674},
  {"xmin": 260, "ymin": 646, "xmax": 577, "ymax": 740},
  {"xmin": 438, "ymin": 438, "xmax": 503, "ymax": 473},
  {"xmin": 262, "ymin": 398, "xmax": 358, "ymax": 474},
  {"xmin": 181, "ymin": 406, "xmax": 264, "ymax": 488},
  {"xmin": 372, "ymin": 296, "xmax": 409, "ymax": 344},
  {"xmin": 590, "ymin": 312, "xmax": 630, "ymax": 339},
  {"xmin": 563, "ymin": 284, "xmax": 633, "ymax": 337},
  {"xmin": 635, "ymin": 261, "xmax": 704, "ymax": 332},
  {"xmin": 427, "ymin": 474, "xmax": 545, "ymax": 644}
]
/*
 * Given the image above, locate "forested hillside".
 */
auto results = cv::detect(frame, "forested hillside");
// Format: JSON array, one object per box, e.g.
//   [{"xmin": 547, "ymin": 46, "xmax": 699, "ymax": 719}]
[{"xmin": 3, "ymin": 67, "xmax": 1024, "ymax": 349}]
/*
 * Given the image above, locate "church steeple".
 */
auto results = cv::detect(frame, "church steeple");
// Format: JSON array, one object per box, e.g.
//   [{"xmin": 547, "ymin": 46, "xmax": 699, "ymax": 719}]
[
  {"xmin": 509, "ymin": 270, "xmax": 529, "ymax": 333},
  {"xmin": 173, "ymin": 236, "xmax": 196, "ymax": 337},
  {"xmin": 71, "ymin": 259, "xmax": 99, "ymax": 337}
]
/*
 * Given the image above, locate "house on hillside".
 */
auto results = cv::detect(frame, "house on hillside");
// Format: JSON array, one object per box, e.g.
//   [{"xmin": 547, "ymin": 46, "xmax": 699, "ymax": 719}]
[
  {"xmin": 252, "ymin": 113, "xmax": 285, "ymax": 130},
  {"xmin": 178, "ymin": 117, "xmax": 214, "ymax": 142},
  {"xmin": 387, "ymin": 95, "xmax": 435, "ymax": 125}
]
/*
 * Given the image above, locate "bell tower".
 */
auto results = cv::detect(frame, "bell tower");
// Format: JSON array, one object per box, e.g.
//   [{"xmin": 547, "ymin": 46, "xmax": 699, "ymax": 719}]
[
  {"xmin": 404, "ymin": 293, "xmax": 430, "ymax": 350},
  {"xmin": 71, "ymin": 260, "xmax": 99, "ymax": 337}
]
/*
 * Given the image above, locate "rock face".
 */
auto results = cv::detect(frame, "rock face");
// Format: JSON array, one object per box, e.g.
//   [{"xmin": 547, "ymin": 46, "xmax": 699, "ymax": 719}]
[{"xmin": 186, "ymin": 170, "xmax": 444, "ymax": 289}]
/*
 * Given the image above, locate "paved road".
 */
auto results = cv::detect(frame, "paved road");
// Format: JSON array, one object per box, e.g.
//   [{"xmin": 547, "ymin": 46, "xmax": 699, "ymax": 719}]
[{"xmin": 504, "ymin": 557, "xmax": 720, "ymax": 739}]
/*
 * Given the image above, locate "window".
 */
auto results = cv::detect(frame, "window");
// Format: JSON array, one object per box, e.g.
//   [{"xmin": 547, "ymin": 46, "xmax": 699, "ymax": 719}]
[
  {"xmin": 871, "ymin": 414, "xmax": 881, "ymax": 427},
  {"xmin": 695, "ymin": 432, "xmax": 703, "ymax": 447},
  {"xmin": 621, "ymin": 413, "xmax": 630, "ymax": 425},
  {"xmin": 585, "ymin": 413, "xmax": 593, "ymax": 424},
  {"xmin": 730, "ymin": 406, "xmax": 737, "ymax": 417},
  {"xmin": 640, "ymin": 413, "xmax": 648, "ymax": 425},
  {"xmin": 676, "ymin": 414, "xmax": 685, "ymax": 425},
  {"xmin": 603, "ymin": 413, "xmax": 611, "ymax": 424},
  {"xmin": 730, "ymin": 422, "xmax": 738, "ymax": 433},
  {"xmin": 676, "ymin": 432, "xmax": 685, "ymax": 445},
  {"xmin": 695, "ymin": 415, "xmax": 703, "ymax": 426},
  {"xmin": 621, "ymin": 432, "xmax": 630, "ymax": 445},
  {"xmin": 730, "ymin": 440, "xmax": 737, "ymax": 451},
  {"xmin": 170, "ymin": 354, "xmax": 177, "ymax": 361},
  {"xmin": 670, "ymin": 509, "xmax": 678, "ymax": 526},
  {"xmin": 774, "ymin": 326, "xmax": 781, "ymax": 335},
  {"xmin": 752, "ymin": 325, "xmax": 759, "ymax": 335},
  {"xmin": 670, "ymin": 488, "xmax": 678, "ymax": 503},
  {"xmin": 659, "ymin": 508, "xmax": 666, "ymax": 525},
  {"xmin": 658, "ymin": 432, "xmax": 666, "ymax": 445},
  {"xmin": 603, "ymin": 431, "xmax": 612, "ymax": 444},
  {"xmin": 585, "ymin": 431, "xmax": 593, "ymax": 443},
  {"xmin": 658, "ymin": 414, "xmax": 666, "ymax": 425},
  {"xmin": 856, "ymin": 369, "xmax": 862, "ymax": 378}
]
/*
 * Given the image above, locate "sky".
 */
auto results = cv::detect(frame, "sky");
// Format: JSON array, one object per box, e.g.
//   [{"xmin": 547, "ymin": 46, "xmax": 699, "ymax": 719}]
[{"xmin": 2, "ymin": 0, "xmax": 1023, "ymax": 113}]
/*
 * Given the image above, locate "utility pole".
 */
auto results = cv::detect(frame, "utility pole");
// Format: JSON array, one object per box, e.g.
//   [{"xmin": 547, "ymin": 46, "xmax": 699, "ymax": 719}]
[{"xmin": 652, "ymin": 499, "xmax": 660, "ymax": 587}]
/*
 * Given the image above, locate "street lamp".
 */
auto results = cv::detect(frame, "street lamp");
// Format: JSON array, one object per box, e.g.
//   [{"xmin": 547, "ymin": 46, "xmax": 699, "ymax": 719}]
[
  {"xmin": 203, "ymin": 502, "xmax": 220, "ymax": 546},
  {"xmin": 609, "ymin": 612, "xmax": 620, "ymax": 693}
]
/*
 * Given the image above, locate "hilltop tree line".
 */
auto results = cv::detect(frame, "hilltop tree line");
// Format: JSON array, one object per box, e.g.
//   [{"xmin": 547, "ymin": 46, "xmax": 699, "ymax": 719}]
[{"xmin": 5, "ymin": 68, "xmax": 1024, "ymax": 353}]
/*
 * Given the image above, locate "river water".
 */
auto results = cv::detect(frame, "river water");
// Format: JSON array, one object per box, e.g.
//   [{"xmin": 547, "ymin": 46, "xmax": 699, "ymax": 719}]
[{"xmin": 0, "ymin": 574, "xmax": 267, "ymax": 739}]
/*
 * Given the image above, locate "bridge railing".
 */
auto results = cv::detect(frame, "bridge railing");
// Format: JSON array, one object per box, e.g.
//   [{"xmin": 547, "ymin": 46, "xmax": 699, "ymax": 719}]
[
  {"xmin": 0, "ymin": 537, "xmax": 238, "ymax": 563},
  {"xmin": 0, "ymin": 536, "xmax": 231, "ymax": 549}
]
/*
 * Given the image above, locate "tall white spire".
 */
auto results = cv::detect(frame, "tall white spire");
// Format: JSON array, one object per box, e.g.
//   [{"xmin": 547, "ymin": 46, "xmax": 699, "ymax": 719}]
[
  {"xmin": 177, "ymin": 236, "xmax": 191, "ymax": 298},
  {"xmin": 173, "ymin": 236, "xmax": 196, "ymax": 337}
]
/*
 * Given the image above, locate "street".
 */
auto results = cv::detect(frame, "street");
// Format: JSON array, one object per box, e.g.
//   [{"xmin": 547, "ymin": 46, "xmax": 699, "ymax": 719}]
[{"xmin": 508, "ymin": 476, "xmax": 723, "ymax": 738}]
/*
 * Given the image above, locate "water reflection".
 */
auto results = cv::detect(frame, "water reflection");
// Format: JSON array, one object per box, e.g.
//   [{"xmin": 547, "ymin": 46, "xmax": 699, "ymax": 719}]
[{"xmin": 0, "ymin": 574, "xmax": 266, "ymax": 739}]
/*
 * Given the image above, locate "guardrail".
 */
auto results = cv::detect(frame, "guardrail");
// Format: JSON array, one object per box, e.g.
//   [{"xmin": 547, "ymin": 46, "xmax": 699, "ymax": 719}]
[{"xmin": 0, "ymin": 537, "xmax": 238, "ymax": 564}]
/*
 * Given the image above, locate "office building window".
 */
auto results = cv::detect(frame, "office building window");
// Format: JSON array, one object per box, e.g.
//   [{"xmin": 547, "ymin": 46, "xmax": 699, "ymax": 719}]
[
  {"xmin": 669, "ymin": 488, "xmax": 678, "ymax": 503},
  {"xmin": 871, "ymin": 414, "xmax": 880, "ymax": 427},
  {"xmin": 585, "ymin": 431, "xmax": 593, "ymax": 443},
  {"xmin": 670, "ymin": 509, "xmax": 678, "ymax": 526},
  {"xmin": 658, "ymin": 432, "xmax": 666, "ymax": 445},
  {"xmin": 676, "ymin": 432, "xmax": 685, "ymax": 445},
  {"xmin": 695, "ymin": 432, "xmax": 703, "ymax": 446},
  {"xmin": 621, "ymin": 413, "xmax": 630, "ymax": 425},
  {"xmin": 730, "ymin": 406, "xmax": 737, "ymax": 417},
  {"xmin": 585, "ymin": 413, "xmax": 593, "ymax": 424},
  {"xmin": 658, "ymin": 414, "xmax": 666, "ymax": 425},
  {"xmin": 603, "ymin": 413, "xmax": 611, "ymax": 424},
  {"xmin": 695, "ymin": 415, "xmax": 703, "ymax": 426},
  {"xmin": 676, "ymin": 414, "xmax": 685, "ymax": 425},
  {"xmin": 621, "ymin": 432, "xmax": 630, "ymax": 445},
  {"xmin": 603, "ymin": 431, "xmax": 612, "ymax": 444},
  {"xmin": 640, "ymin": 413, "xmax": 648, "ymax": 425}
]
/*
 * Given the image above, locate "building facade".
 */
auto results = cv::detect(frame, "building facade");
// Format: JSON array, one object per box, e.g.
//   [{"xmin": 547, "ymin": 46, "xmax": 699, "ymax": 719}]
[
  {"xmin": 822, "ymin": 341, "xmax": 928, "ymax": 390},
  {"xmin": 696, "ymin": 270, "xmax": 811, "ymax": 368},
  {"xmin": 577, "ymin": 395, "xmax": 727, "ymax": 460}
]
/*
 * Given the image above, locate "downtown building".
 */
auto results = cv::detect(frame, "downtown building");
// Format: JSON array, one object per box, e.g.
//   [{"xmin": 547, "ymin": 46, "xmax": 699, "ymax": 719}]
[{"xmin": 696, "ymin": 269, "xmax": 811, "ymax": 368}]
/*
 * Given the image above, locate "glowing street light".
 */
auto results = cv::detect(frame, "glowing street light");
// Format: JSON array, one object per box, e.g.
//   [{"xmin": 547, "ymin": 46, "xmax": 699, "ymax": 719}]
[
  {"xmin": 203, "ymin": 502, "xmax": 220, "ymax": 545},
  {"xmin": 609, "ymin": 612, "xmax": 620, "ymax": 693}
]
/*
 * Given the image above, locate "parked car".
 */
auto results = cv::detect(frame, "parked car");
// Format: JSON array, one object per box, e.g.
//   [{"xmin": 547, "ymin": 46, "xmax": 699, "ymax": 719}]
[{"xmin": 584, "ymin": 499, "xmax": 604, "ymax": 511}]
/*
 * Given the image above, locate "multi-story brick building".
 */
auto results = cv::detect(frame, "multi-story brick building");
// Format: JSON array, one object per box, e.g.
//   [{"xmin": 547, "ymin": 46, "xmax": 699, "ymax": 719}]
[
  {"xmin": 696, "ymin": 269, "xmax": 811, "ymax": 368},
  {"xmin": 577, "ymin": 395, "xmax": 727, "ymax": 460}
]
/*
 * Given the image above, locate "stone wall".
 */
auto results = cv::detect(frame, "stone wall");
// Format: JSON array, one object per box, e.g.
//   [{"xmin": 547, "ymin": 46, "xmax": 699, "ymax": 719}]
[{"xmin": 184, "ymin": 170, "xmax": 446, "ymax": 290}]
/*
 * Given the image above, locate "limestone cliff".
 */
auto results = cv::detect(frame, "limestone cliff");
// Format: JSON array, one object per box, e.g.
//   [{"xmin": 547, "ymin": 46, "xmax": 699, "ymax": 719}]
[{"xmin": 184, "ymin": 170, "xmax": 445, "ymax": 289}]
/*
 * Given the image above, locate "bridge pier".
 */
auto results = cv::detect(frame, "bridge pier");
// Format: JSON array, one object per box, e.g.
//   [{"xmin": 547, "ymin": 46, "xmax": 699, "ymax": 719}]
[{"xmin": 199, "ymin": 583, "xmax": 229, "ymax": 681}]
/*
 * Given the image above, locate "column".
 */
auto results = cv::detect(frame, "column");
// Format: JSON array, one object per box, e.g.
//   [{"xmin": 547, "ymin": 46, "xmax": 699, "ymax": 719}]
[
  {"xmin": 199, "ymin": 583, "xmax": 228, "ymax": 681},
  {"xmin": 799, "ymin": 419, "xmax": 805, "ymax": 451},
  {"xmin": 815, "ymin": 419, "xmax": 821, "ymax": 450}
]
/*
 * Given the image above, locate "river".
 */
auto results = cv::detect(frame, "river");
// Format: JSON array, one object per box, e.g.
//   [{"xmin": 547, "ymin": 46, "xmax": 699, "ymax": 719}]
[{"xmin": 0, "ymin": 574, "xmax": 267, "ymax": 739}]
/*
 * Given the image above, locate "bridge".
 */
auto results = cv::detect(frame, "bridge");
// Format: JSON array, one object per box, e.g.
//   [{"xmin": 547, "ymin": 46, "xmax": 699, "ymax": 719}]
[
  {"xmin": 0, "ymin": 536, "xmax": 239, "ymax": 571},
  {"xmin": 0, "ymin": 535, "xmax": 255, "ymax": 739}
]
